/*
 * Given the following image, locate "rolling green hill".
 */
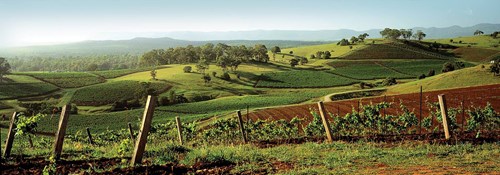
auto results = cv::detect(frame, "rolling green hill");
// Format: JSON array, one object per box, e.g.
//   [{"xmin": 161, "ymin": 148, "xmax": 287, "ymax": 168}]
[{"xmin": 387, "ymin": 64, "xmax": 499, "ymax": 94}]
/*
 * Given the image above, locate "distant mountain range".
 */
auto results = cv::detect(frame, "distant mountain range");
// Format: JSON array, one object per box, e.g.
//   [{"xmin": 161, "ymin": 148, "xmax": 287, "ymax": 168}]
[{"xmin": 1, "ymin": 23, "xmax": 498, "ymax": 57}]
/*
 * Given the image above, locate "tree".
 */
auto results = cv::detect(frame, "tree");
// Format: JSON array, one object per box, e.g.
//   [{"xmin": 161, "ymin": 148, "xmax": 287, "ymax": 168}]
[
  {"xmin": 86, "ymin": 63, "xmax": 99, "ymax": 71},
  {"xmin": 350, "ymin": 36, "xmax": 359, "ymax": 44},
  {"xmin": 0, "ymin": 57, "xmax": 11, "ymax": 83},
  {"xmin": 150, "ymin": 68, "xmax": 157, "ymax": 80},
  {"xmin": 380, "ymin": 28, "xmax": 402, "ymax": 40},
  {"xmin": 449, "ymin": 39, "xmax": 454, "ymax": 43},
  {"xmin": 183, "ymin": 66, "xmax": 192, "ymax": 73},
  {"xmin": 490, "ymin": 59, "xmax": 500, "ymax": 76},
  {"xmin": 289, "ymin": 58, "xmax": 299, "ymax": 67},
  {"xmin": 412, "ymin": 30, "xmax": 426, "ymax": 41},
  {"xmin": 442, "ymin": 62, "xmax": 455, "ymax": 73},
  {"xmin": 358, "ymin": 33, "xmax": 369, "ymax": 42},
  {"xmin": 401, "ymin": 29, "xmax": 413, "ymax": 40},
  {"xmin": 202, "ymin": 74, "xmax": 211, "ymax": 84},
  {"xmin": 382, "ymin": 77, "xmax": 397, "ymax": 86},
  {"xmin": 196, "ymin": 59, "xmax": 209, "ymax": 73},
  {"xmin": 322, "ymin": 51, "xmax": 331, "ymax": 59},
  {"xmin": 474, "ymin": 30, "xmax": 484, "ymax": 36},
  {"xmin": 337, "ymin": 38, "xmax": 350, "ymax": 46},
  {"xmin": 253, "ymin": 44, "xmax": 270, "ymax": 62},
  {"xmin": 490, "ymin": 31, "xmax": 499, "ymax": 39},
  {"xmin": 300, "ymin": 57, "xmax": 308, "ymax": 65},
  {"xmin": 270, "ymin": 46, "xmax": 281, "ymax": 61}
]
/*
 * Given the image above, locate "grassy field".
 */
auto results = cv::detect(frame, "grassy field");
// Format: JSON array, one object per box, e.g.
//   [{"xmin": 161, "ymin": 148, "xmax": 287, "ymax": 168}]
[
  {"xmin": 387, "ymin": 64, "xmax": 500, "ymax": 94},
  {"xmin": 256, "ymin": 70, "xmax": 359, "ymax": 88},
  {"xmin": 427, "ymin": 35, "xmax": 500, "ymax": 49},
  {"xmin": 0, "ymin": 75, "xmax": 59, "ymax": 99},
  {"xmin": 114, "ymin": 64, "xmax": 283, "ymax": 99},
  {"xmin": 71, "ymin": 80, "xmax": 172, "ymax": 105},
  {"xmin": 90, "ymin": 67, "xmax": 155, "ymax": 79},
  {"xmin": 15, "ymin": 72, "xmax": 106, "ymax": 88}
]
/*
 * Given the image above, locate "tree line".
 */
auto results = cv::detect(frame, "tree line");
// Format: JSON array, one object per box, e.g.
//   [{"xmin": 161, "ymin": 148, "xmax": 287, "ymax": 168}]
[{"xmin": 140, "ymin": 43, "xmax": 270, "ymax": 68}]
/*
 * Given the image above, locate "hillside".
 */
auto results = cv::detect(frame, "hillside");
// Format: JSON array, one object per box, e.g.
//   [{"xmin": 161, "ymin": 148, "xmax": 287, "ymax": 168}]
[
  {"xmin": 341, "ymin": 43, "xmax": 450, "ymax": 60},
  {"xmin": 387, "ymin": 64, "xmax": 499, "ymax": 94}
]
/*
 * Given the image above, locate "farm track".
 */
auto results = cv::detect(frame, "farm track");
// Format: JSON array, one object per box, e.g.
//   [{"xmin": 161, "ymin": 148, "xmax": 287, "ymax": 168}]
[{"xmin": 249, "ymin": 84, "xmax": 500, "ymax": 129}]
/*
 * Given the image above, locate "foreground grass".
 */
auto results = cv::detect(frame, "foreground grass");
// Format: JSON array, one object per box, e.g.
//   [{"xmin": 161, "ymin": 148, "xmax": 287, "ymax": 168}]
[{"xmin": 3, "ymin": 133, "xmax": 498, "ymax": 174}]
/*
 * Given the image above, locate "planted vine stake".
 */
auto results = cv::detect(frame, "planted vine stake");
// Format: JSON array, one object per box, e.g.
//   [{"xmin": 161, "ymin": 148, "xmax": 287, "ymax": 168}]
[
  {"xmin": 3, "ymin": 112, "xmax": 17, "ymax": 158},
  {"xmin": 237, "ymin": 110, "xmax": 247, "ymax": 144},
  {"xmin": 128, "ymin": 122, "xmax": 135, "ymax": 143},
  {"xmin": 317, "ymin": 101, "xmax": 333, "ymax": 142},
  {"xmin": 131, "ymin": 95, "xmax": 157, "ymax": 165},
  {"xmin": 86, "ymin": 127, "xmax": 94, "ymax": 145},
  {"xmin": 175, "ymin": 116, "xmax": 183, "ymax": 145},
  {"xmin": 53, "ymin": 105, "xmax": 71, "ymax": 160},
  {"xmin": 438, "ymin": 94, "xmax": 451, "ymax": 140}
]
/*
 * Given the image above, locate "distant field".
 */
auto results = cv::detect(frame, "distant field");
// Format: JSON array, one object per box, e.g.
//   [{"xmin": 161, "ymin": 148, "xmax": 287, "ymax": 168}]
[
  {"xmin": 342, "ymin": 44, "xmax": 443, "ymax": 60},
  {"xmin": 0, "ymin": 75, "xmax": 59, "ymax": 99},
  {"xmin": 71, "ymin": 80, "xmax": 172, "ymax": 105},
  {"xmin": 327, "ymin": 61, "xmax": 412, "ymax": 79},
  {"xmin": 427, "ymin": 35, "xmax": 500, "ymax": 49},
  {"xmin": 453, "ymin": 47, "xmax": 499, "ymax": 62},
  {"xmin": 256, "ymin": 70, "xmax": 359, "ymax": 88},
  {"xmin": 15, "ymin": 72, "xmax": 105, "ymax": 88}
]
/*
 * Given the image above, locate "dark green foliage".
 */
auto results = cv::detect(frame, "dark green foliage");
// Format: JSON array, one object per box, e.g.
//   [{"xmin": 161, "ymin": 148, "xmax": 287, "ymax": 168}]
[
  {"xmin": 418, "ymin": 74, "xmax": 426, "ymax": 79},
  {"xmin": 337, "ymin": 39, "xmax": 350, "ymax": 46},
  {"xmin": 467, "ymin": 103, "xmax": 499, "ymax": 137},
  {"xmin": 71, "ymin": 80, "xmax": 170, "ymax": 105},
  {"xmin": 183, "ymin": 66, "xmax": 192, "ymax": 73},
  {"xmin": 427, "ymin": 69, "xmax": 436, "ymax": 77},
  {"xmin": 289, "ymin": 57, "xmax": 300, "ymax": 67},
  {"xmin": 91, "ymin": 67, "xmax": 153, "ymax": 79},
  {"xmin": 221, "ymin": 72, "xmax": 231, "ymax": 80},
  {"xmin": 202, "ymin": 74, "xmax": 211, "ymax": 84},
  {"xmin": 490, "ymin": 59, "xmax": 499, "ymax": 76},
  {"xmin": 0, "ymin": 57, "xmax": 11, "ymax": 82},
  {"xmin": 16, "ymin": 72, "xmax": 105, "ymax": 88},
  {"xmin": 382, "ymin": 77, "xmax": 397, "ymax": 86},
  {"xmin": 256, "ymin": 70, "xmax": 358, "ymax": 88}
]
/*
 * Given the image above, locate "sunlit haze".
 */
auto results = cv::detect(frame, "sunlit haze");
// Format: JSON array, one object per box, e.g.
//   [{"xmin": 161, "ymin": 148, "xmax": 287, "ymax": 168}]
[{"xmin": 1, "ymin": 0, "xmax": 499, "ymax": 47}]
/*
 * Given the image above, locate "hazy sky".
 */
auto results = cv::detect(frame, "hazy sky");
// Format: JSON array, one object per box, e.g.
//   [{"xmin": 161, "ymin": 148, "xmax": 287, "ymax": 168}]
[{"xmin": 1, "ymin": 0, "xmax": 499, "ymax": 47}]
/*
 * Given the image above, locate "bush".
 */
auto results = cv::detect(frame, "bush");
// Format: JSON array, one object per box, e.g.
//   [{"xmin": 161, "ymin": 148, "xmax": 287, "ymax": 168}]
[
  {"xmin": 221, "ymin": 72, "xmax": 231, "ymax": 80},
  {"xmin": 183, "ymin": 66, "xmax": 192, "ymax": 73},
  {"xmin": 442, "ymin": 62, "xmax": 455, "ymax": 73},
  {"xmin": 489, "ymin": 59, "xmax": 499, "ymax": 76},
  {"xmin": 382, "ymin": 77, "xmax": 397, "ymax": 86},
  {"xmin": 212, "ymin": 71, "xmax": 217, "ymax": 77},
  {"xmin": 418, "ymin": 74, "xmax": 426, "ymax": 79},
  {"xmin": 427, "ymin": 69, "xmax": 435, "ymax": 77}
]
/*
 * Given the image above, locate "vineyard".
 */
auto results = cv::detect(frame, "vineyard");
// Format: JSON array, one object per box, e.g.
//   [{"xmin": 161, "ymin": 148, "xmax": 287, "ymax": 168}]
[
  {"xmin": 90, "ymin": 67, "xmax": 158, "ymax": 79},
  {"xmin": 15, "ymin": 72, "xmax": 106, "ymax": 88},
  {"xmin": 0, "ymin": 75, "xmax": 59, "ymax": 99},
  {"xmin": 327, "ymin": 61, "xmax": 412, "ymax": 79},
  {"xmin": 248, "ymin": 84, "xmax": 500, "ymax": 133},
  {"xmin": 255, "ymin": 70, "xmax": 359, "ymax": 88},
  {"xmin": 71, "ymin": 80, "xmax": 172, "ymax": 106},
  {"xmin": 341, "ymin": 44, "xmax": 446, "ymax": 60}
]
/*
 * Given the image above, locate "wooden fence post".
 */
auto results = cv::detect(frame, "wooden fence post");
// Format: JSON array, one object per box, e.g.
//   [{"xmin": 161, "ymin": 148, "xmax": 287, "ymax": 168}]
[
  {"xmin": 317, "ymin": 102, "xmax": 333, "ymax": 142},
  {"xmin": 86, "ymin": 127, "xmax": 94, "ymax": 145},
  {"xmin": 438, "ymin": 94, "xmax": 451, "ymax": 140},
  {"xmin": 3, "ymin": 112, "xmax": 17, "ymax": 158},
  {"xmin": 131, "ymin": 95, "xmax": 157, "ymax": 165},
  {"xmin": 237, "ymin": 110, "xmax": 247, "ymax": 144},
  {"xmin": 175, "ymin": 117, "xmax": 183, "ymax": 145},
  {"xmin": 419, "ymin": 86, "xmax": 423, "ymax": 134},
  {"xmin": 128, "ymin": 122, "xmax": 135, "ymax": 143},
  {"xmin": 53, "ymin": 105, "xmax": 71, "ymax": 160}
]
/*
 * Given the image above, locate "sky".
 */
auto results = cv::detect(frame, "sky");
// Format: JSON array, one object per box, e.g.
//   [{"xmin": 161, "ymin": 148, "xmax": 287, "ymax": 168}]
[{"xmin": 0, "ymin": 0, "xmax": 499, "ymax": 47}]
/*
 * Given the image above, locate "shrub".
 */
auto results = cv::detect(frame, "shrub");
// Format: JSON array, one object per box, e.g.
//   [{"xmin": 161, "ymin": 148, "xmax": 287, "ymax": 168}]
[
  {"xmin": 183, "ymin": 66, "xmax": 192, "ymax": 73},
  {"xmin": 221, "ymin": 72, "xmax": 231, "ymax": 80},
  {"xmin": 418, "ymin": 74, "xmax": 426, "ymax": 79},
  {"xmin": 427, "ymin": 69, "xmax": 435, "ymax": 77},
  {"xmin": 442, "ymin": 62, "xmax": 455, "ymax": 73},
  {"xmin": 382, "ymin": 77, "xmax": 397, "ymax": 86},
  {"xmin": 212, "ymin": 71, "xmax": 217, "ymax": 77},
  {"xmin": 467, "ymin": 103, "xmax": 499, "ymax": 137}
]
